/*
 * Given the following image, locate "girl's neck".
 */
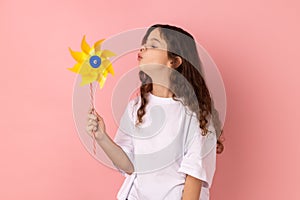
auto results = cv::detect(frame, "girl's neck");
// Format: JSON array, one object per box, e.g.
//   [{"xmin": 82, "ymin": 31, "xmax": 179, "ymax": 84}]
[{"xmin": 151, "ymin": 84, "xmax": 173, "ymax": 98}]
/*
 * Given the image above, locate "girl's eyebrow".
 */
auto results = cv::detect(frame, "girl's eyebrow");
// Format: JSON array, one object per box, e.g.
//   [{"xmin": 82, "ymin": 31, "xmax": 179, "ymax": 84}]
[{"xmin": 148, "ymin": 38, "xmax": 161, "ymax": 44}]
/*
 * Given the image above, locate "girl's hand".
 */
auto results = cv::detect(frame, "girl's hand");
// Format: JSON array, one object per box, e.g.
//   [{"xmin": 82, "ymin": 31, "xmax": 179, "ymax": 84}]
[{"xmin": 86, "ymin": 109, "xmax": 107, "ymax": 141}]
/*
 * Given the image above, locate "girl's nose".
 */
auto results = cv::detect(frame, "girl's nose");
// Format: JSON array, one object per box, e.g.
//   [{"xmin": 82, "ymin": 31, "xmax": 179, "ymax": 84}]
[{"xmin": 140, "ymin": 45, "xmax": 146, "ymax": 52}]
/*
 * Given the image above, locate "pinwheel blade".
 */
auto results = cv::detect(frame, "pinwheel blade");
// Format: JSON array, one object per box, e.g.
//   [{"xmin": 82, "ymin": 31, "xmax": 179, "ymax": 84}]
[
  {"xmin": 94, "ymin": 39, "xmax": 105, "ymax": 52},
  {"xmin": 67, "ymin": 63, "xmax": 81, "ymax": 73},
  {"xmin": 97, "ymin": 75, "xmax": 107, "ymax": 89},
  {"xmin": 80, "ymin": 72, "xmax": 98, "ymax": 86},
  {"xmin": 81, "ymin": 35, "xmax": 91, "ymax": 55},
  {"xmin": 101, "ymin": 49, "xmax": 117, "ymax": 58},
  {"xmin": 69, "ymin": 48, "xmax": 85, "ymax": 63}
]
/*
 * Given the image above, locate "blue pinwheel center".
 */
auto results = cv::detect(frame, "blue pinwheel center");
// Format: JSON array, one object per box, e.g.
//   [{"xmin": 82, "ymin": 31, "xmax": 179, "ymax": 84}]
[{"xmin": 89, "ymin": 55, "xmax": 101, "ymax": 68}]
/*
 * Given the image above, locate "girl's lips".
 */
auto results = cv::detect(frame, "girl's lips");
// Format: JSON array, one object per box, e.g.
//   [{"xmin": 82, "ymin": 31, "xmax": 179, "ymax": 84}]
[{"xmin": 137, "ymin": 55, "xmax": 143, "ymax": 61}]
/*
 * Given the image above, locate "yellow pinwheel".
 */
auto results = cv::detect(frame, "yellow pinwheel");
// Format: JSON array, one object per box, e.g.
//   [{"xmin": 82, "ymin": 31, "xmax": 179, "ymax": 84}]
[{"xmin": 68, "ymin": 35, "xmax": 116, "ymax": 88}]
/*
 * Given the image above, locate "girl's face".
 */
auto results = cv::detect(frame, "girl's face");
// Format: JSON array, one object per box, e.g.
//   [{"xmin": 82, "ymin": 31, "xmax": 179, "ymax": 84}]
[
  {"xmin": 138, "ymin": 28, "xmax": 176, "ymax": 86},
  {"xmin": 138, "ymin": 28, "xmax": 173, "ymax": 68}
]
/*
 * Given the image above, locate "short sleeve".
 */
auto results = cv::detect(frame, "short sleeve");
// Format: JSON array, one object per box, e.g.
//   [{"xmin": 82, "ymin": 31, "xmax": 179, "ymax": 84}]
[
  {"xmin": 113, "ymin": 99, "xmax": 137, "ymax": 177},
  {"xmin": 178, "ymin": 115, "xmax": 217, "ymax": 188}
]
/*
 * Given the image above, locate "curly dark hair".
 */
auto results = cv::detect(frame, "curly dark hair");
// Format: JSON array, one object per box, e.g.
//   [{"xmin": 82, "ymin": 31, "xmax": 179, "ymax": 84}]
[{"xmin": 135, "ymin": 24, "xmax": 224, "ymax": 154}]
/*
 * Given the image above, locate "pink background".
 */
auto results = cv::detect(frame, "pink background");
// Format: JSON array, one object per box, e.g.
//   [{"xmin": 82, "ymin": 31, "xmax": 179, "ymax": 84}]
[{"xmin": 1, "ymin": 0, "xmax": 299, "ymax": 199}]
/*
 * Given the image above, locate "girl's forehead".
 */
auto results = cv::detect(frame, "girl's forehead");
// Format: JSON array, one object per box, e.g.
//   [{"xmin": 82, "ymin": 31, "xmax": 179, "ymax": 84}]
[
  {"xmin": 147, "ymin": 28, "xmax": 167, "ymax": 47},
  {"xmin": 148, "ymin": 28, "xmax": 161, "ymax": 38}
]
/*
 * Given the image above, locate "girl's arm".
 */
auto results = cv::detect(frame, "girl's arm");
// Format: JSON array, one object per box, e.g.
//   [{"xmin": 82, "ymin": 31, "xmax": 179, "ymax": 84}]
[
  {"xmin": 96, "ymin": 132, "xmax": 134, "ymax": 175},
  {"xmin": 87, "ymin": 111, "xmax": 134, "ymax": 175},
  {"xmin": 182, "ymin": 175, "xmax": 202, "ymax": 200}
]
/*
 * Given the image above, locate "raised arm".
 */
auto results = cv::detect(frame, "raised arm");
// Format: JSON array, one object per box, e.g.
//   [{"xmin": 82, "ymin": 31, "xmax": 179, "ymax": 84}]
[{"xmin": 86, "ymin": 109, "xmax": 134, "ymax": 175}]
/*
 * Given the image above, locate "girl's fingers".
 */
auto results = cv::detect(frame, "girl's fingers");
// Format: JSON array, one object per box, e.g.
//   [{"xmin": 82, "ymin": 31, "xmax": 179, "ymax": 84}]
[
  {"xmin": 88, "ymin": 108, "xmax": 95, "ymax": 114},
  {"xmin": 87, "ymin": 119, "xmax": 98, "ymax": 126},
  {"xmin": 86, "ymin": 124, "xmax": 98, "ymax": 133},
  {"xmin": 86, "ymin": 125, "xmax": 93, "ymax": 134},
  {"xmin": 87, "ymin": 124, "xmax": 95, "ymax": 131},
  {"xmin": 94, "ymin": 111, "xmax": 100, "ymax": 117},
  {"xmin": 87, "ymin": 109, "xmax": 103, "ymax": 120},
  {"xmin": 87, "ymin": 113, "xmax": 97, "ymax": 120},
  {"xmin": 86, "ymin": 110, "xmax": 104, "ymax": 135},
  {"xmin": 92, "ymin": 109, "xmax": 100, "ymax": 117},
  {"xmin": 88, "ymin": 113, "xmax": 103, "ymax": 122},
  {"xmin": 95, "ymin": 112, "xmax": 103, "ymax": 121}
]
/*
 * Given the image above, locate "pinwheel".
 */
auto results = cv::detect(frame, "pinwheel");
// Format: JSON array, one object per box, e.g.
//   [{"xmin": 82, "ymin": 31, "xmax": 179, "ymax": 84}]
[
  {"xmin": 68, "ymin": 35, "xmax": 116, "ymax": 155},
  {"xmin": 68, "ymin": 35, "xmax": 116, "ymax": 88}
]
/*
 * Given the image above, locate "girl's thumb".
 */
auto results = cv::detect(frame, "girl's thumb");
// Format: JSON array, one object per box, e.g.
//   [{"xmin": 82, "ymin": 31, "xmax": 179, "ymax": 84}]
[
  {"xmin": 88, "ymin": 108, "xmax": 94, "ymax": 114},
  {"xmin": 95, "ymin": 112, "xmax": 101, "ymax": 119}
]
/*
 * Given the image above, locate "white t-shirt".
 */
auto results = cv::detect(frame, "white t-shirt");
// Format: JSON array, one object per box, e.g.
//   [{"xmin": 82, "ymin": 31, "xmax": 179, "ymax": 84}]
[{"xmin": 113, "ymin": 92, "xmax": 217, "ymax": 200}]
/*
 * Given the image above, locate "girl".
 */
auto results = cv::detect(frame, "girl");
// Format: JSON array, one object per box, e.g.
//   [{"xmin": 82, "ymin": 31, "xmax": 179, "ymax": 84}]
[{"xmin": 86, "ymin": 24, "xmax": 224, "ymax": 200}]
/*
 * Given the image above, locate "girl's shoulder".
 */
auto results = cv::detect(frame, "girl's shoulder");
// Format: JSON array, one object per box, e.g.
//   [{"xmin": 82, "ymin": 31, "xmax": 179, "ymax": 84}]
[{"xmin": 182, "ymin": 105, "xmax": 216, "ymax": 135}]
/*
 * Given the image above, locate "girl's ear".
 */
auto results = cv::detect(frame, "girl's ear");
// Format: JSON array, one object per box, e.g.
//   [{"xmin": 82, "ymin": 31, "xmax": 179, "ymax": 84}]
[{"xmin": 171, "ymin": 56, "xmax": 182, "ymax": 69}]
